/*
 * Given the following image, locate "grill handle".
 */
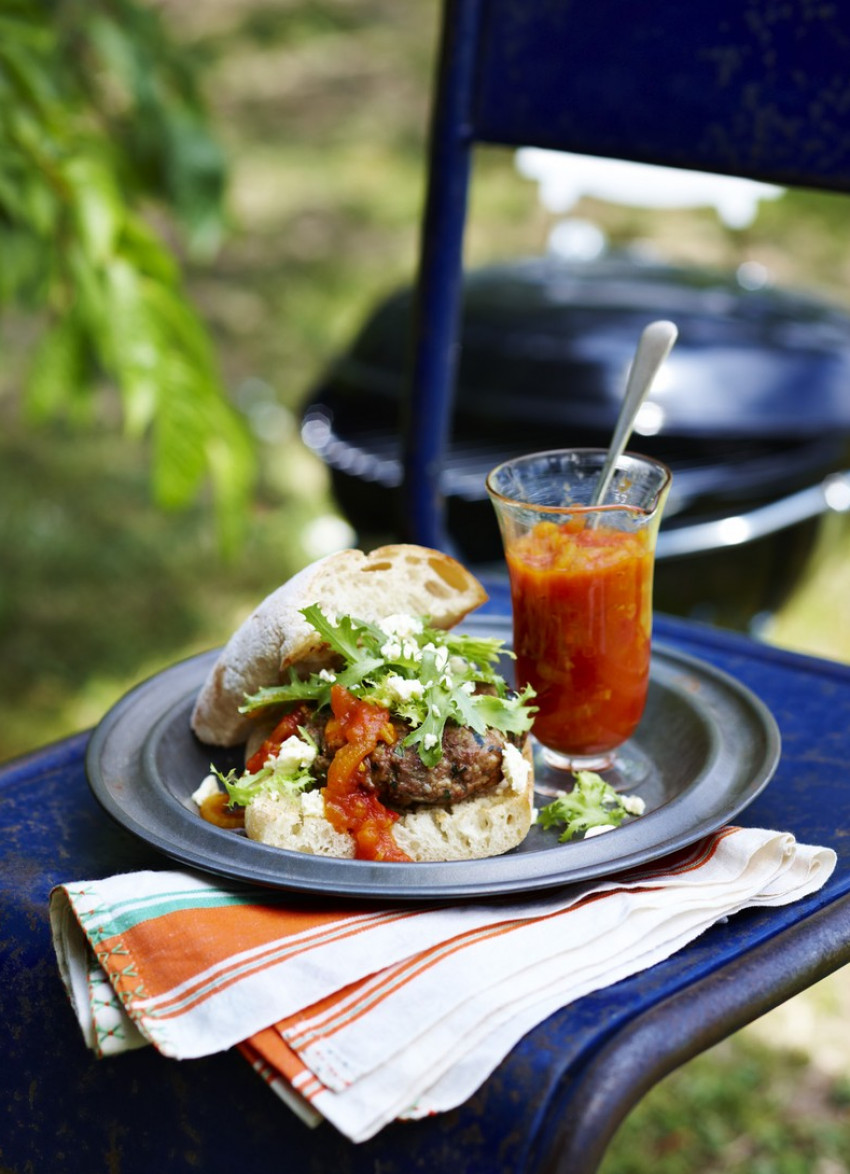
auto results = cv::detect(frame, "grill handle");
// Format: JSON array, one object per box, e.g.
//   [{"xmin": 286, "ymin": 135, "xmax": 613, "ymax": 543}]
[{"xmin": 656, "ymin": 471, "xmax": 850, "ymax": 559}]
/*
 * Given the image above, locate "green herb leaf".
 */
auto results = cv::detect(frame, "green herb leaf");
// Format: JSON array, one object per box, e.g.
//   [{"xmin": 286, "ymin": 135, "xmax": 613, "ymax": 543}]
[
  {"xmin": 240, "ymin": 673, "xmax": 331, "ymax": 715},
  {"xmin": 300, "ymin": 605, "xmax": 381, "ymax": 663},
  {"xmin": 462, "ymin": 687, "xmax": 538, "ymax": 736}
]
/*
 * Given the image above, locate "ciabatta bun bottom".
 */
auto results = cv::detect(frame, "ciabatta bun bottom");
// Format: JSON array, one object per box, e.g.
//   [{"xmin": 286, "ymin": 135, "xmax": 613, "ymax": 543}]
[{"xmin": 244, "ymin": 759, "xmax": 534, "ymax": 863}]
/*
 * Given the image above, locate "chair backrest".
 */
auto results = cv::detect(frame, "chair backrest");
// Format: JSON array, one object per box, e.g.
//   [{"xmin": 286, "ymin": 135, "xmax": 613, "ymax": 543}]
[{"xmin": 401, "ymin": 0, "xmax": 850, "ymax": 551}]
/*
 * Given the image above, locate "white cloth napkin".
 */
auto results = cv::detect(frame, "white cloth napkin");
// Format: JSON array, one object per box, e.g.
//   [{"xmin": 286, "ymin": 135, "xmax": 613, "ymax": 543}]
[{"xmin": 50, "ymin": 827, "xmax": 835, "ymax": 1142}]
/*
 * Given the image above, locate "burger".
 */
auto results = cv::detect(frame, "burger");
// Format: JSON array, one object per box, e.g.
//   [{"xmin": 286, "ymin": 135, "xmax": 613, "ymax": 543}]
[{"xmin": 190, "ymin": 544, "xmax": 537, "ymax": 863}]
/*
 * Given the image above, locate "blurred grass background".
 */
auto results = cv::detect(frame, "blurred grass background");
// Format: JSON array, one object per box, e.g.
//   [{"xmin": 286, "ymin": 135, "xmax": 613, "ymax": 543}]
[{"xmin": 2, "ymin": 1, "xmax": 850, "ymax": 1168}]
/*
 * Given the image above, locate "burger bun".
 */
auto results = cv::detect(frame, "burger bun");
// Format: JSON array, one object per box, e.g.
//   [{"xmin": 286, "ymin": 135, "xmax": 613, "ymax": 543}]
[
  {"xmin": 243, "ymin": 739, "xmax": 535, "ymax": 863},
  {"xmin": 191, "ymin": 544, "xmax": 488, "ymax": 747}
]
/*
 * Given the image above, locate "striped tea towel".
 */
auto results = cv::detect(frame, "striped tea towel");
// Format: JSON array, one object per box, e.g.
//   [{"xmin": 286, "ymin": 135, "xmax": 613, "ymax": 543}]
[{"xmin": 50, "ymin": 827, "xmax": 835, "ymax": 1142}]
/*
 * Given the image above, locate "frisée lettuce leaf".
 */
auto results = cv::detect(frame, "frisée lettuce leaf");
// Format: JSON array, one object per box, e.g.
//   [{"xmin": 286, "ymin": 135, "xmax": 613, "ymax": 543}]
[
  {"xmin": 536, "ymin": 770, "xmax": 646, "ymax": 841},
  {"xmin": 213, "ymin": 727, "xmax": 319, "ymax": 806}
]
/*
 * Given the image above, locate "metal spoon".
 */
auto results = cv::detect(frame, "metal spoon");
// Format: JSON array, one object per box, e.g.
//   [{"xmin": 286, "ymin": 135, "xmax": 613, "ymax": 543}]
[{"xmin": 590, "ymin": 319, "xmax": 678, "ymax": 508}]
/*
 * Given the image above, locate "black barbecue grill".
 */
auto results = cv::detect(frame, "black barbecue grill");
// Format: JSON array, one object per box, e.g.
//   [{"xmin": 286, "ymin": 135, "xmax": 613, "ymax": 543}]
[{"xmin": 301, "ymin": 253, "xmax": 850, "ymax": 630}]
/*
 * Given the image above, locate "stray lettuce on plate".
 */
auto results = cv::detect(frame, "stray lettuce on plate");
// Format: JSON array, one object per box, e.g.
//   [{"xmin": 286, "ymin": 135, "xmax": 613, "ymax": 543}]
[{"xmin": 536, "ymin": 770, "xmax": 645, "ymax": 841}]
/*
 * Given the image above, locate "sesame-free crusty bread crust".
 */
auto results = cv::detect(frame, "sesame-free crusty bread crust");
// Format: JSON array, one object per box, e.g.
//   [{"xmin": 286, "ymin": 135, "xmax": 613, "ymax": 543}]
[{"xmin": 190, "ymin": 545, "xmax": 488, "ymax": 747}]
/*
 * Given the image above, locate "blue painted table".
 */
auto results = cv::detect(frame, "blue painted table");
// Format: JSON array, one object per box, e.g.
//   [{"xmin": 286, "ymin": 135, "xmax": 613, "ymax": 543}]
[{"xmin": 2, "ymin": 613, "xmax": 850, "ymax": 1173}]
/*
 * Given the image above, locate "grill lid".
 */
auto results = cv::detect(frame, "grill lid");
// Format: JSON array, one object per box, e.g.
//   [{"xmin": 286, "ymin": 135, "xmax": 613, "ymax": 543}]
[{"xmin": 322, "ymin": 252, "xmax": 850, "ymax": 440}]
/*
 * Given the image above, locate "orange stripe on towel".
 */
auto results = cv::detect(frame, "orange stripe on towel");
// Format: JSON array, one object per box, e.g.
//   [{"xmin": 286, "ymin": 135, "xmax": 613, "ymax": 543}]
[{"xmin": 94, "ymin": 902, "xmax": 419, "ymax": 1009}]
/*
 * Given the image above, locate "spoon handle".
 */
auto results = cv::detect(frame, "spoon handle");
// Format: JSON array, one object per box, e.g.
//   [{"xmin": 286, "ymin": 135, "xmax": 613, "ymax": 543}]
[{"xmin": 590, "ymin": 319, "xmax": 678, "ymax": 508}]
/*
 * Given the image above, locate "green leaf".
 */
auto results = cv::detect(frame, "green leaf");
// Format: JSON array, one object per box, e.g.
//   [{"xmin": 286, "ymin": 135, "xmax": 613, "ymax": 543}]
[
  {"xmin": 100, "ymin": 257, "xmax": 162, "ymax": 435},
  {"xmin": 241, "ymin": 677, "xmax": 331, "ymax": 716},
  {"xmin": 161, "ymin": 107, "xmax": 228, "ymax": 258},
  {"xmin": 537, "ymin": 771, "xmax": 642, "ymax": 842},
  {"xmin": 442, "ymin": 631, "xmax": 512, "ymax": 673},
  {"xmin": 23, "ymin": 313, "xmax": 89, "ymax": 422},
  {"xmin": 217, "ymin": 727, "xmax": 319, "ymax": 805},
  {"xmin": 0, "ymin": 222, "xmax": 49, "ymax": 303},
  {"xmin": 0, "ymin": 0, "xmax": 242, "ymax": 554},
  {"xmin": 150, "ymin": 377, "xmax": 210, "ymax": 508},
  {"xmin": 204, "ymin": 421, "xmax": 255, "ymax": 557},
  {"xmin": 464, "ymin": 688, "xmax": 537, "ymax": 735},
  {"xmin": 217, "ymin": 762, "xmax": 316, "ymax": 808},
  {"xmin": 300, "ymin": 606, "xmax": 381, "ymax": 664},
  {"xmin": 0, "ymin": 23, "xmax": 57, "ymax": 119},
  {"xmin": 119, "ymin": 215, "xmax": 180, "ymax": 285},
  {"xmin": 64, "ymin": 152, "xmax": 124, "ymax": 264},
  {"xmin": 401, "ymin": 686, "xmax": 455, "ymax": 767}
]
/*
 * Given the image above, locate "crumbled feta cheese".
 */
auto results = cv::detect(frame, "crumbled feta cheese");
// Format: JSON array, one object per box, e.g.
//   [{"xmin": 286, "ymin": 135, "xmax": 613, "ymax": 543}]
[
  {"xmin": 621, "ymin": 794, "xmax": 646, "ymax": 816},
  {"xmin": 501, "ymin": 743, "xmax": 531, "ymax": 794},
  {"xmin": 191, "ymin": 775, "xmax": 221, "ymax": 807},
  {"xmin": 318, "ymin": 668, "xmax": 337, "ymax": 683},
  {"xmin": 268, "ymin": 735, "xmax": 316, "ymax": 773},
  {"xmin": 378, "ymin": 614, "xmax": 424, "ymax": 640},
  {"xmin": 383, "ymin": 674, "xmax": 425, "ymax": 705},
  {"xmin": 300, "ymin": 789, "xmax": 325, "ymax": 817},
  {"xmin": 460, "ymin": 680, "xmax": 476, "ymax": 694},
  {"xmin": 421, "ymin": 642, "xmax": 448, "ymax": 672},
  {"xmin": 380, "ymin": 635, "xmax": 423, "ymax": 662},
  {"xmin": 423, "ymin": 733, "xmax": 439, "ymax": 751},
  {"xmin": 584, "ymin": 824, "xmax": 617, "ymax": 838}
]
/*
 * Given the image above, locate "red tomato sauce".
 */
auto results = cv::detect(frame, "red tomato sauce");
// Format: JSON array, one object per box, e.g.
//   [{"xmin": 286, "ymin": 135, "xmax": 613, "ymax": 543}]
[
  {"xmin": 323, "ymin": 684, "xmax": 412, "ymax": 863},
  {"xmin": 507, "ymin": 518, "xmax": 653, "ymax": 758},
  {"xmin": 199, "ymin": 791, "xmax": 246, "ymax": 829},
  {"xmin": 245, "ymin": 704, "xmax": 311, "ymax": 774}
]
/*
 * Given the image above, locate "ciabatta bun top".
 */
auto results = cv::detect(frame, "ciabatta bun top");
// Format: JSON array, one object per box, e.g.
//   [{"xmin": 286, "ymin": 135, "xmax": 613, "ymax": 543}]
[{"xmin": 191, "ymin": 544, "xmax": 488, "ymax": 746}]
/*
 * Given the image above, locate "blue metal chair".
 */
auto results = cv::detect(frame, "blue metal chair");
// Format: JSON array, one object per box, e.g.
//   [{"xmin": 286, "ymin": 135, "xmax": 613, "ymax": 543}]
[
  {"xmin": 4, "ymin": 615, "xmax": 850, "ymax": 1173},
  {"xmin": 401, "ymin": 0, "xmax": 850, "ymax": 553}
]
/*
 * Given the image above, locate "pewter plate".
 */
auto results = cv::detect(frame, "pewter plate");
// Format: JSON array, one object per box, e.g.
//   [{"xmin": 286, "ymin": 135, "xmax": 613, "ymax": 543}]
[{"xmin": 85, "ymin": 616, "xmax": 781, "ymax": 899}]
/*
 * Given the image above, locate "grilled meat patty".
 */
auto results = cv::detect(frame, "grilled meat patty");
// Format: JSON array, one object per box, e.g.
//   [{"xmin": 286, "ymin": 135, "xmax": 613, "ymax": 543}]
[{"xmin": 303, "ymin": 711, "xmax": 515, "ymax": 809}]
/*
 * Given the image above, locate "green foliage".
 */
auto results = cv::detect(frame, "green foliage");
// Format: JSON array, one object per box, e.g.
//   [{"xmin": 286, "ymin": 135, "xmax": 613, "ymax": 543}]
[
  {"xmin": 0, "ymin": 422, "xmax": 322, "ymax": 761},
  {"xmin": 602, "ymin": 1037, "xmax": 850, "ymax": 1174},
  {"xmin": 0, "ymin": 0, "xmax": 254, "ymax": 552}
]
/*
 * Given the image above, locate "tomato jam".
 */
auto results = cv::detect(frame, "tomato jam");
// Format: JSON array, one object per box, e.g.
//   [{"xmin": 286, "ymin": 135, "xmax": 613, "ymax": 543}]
[
  {"xmin": 323, "ymin": 684, "xmax": 412, "ymax": 862},
  {"xmin": 507, "ymin": 518, "xmax": 653, "ymax": 758},
  {"xmin": 244, "ymin": 705, "xmax": 311, "ymax": 774},
  {"xmin": 198, "ymin": 791, "xmax": 246, "ymax": 829}
]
